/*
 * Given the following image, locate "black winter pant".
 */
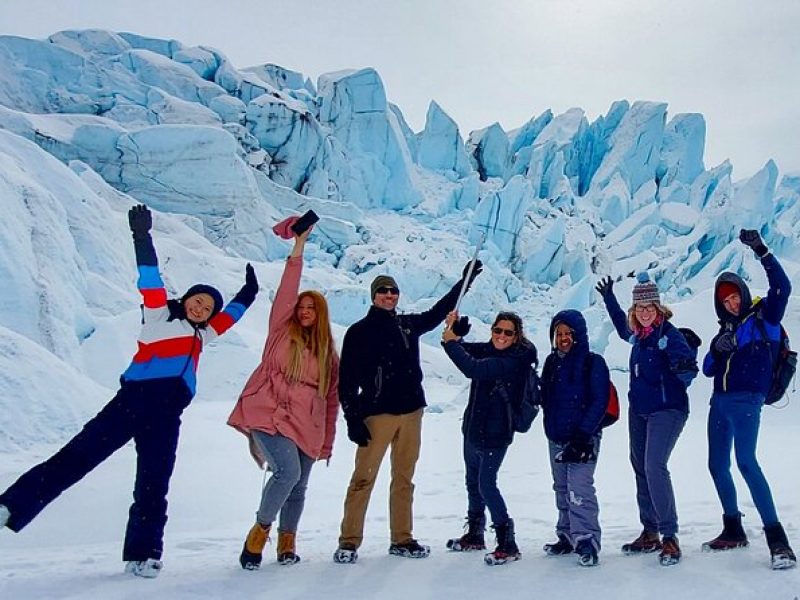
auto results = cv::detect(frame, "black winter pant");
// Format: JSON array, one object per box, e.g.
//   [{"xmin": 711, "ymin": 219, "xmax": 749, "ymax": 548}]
[{"xmin": 0, "ymin": 378, "xmax": 191, "ymax": 561}]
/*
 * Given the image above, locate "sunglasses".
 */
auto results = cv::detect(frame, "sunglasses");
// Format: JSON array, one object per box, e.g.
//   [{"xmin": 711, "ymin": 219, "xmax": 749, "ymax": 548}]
[
  {"xmin": 375, "ymin": 286, "xmax": 400, "ymax": 295},
  {"xmin": 492, "ymin": 327, "xmax": 516, "ymax": 337}
]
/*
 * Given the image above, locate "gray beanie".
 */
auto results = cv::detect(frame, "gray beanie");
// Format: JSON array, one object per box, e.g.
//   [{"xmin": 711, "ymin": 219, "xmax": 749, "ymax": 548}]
[{"xmin": 371, "ymin": 275, "xmax": 399, "ymax": 299}]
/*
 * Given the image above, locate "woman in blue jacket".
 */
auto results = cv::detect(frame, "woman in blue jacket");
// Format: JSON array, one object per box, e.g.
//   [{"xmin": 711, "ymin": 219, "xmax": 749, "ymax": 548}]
[
  {"xmin": 540, "ymin": 309, "xmax": 609, "ymax": 567},
  {"xmin": 596, "ymin": 273, "xmax": 697, "ymax": 566},
  {"xmin": 702, "ymin": 229, "xmax": 795, "ymax": 570},
  {"xmin": 441, "ymin": 310, "xmax": 537, "ymax": 566}
]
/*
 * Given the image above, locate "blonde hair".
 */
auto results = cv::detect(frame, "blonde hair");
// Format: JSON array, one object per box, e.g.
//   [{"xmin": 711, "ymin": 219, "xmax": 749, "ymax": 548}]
[
  {"xmin": 286, "ymin": 290, "xmax": 337, "ymax": 397},
  {"xmin": 627, "ymin": 301, "xmax": 673, "ymax": 334}
]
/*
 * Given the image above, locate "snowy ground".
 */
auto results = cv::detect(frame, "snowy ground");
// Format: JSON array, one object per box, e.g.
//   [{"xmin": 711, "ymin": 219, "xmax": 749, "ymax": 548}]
[{"xmin": 2, "ymin": 356, "xmax": 799, "ymax": 599}]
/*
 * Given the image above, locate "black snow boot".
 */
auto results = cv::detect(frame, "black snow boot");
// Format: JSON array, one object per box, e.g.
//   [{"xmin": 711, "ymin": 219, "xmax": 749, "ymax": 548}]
[
  {"xmin": 764, "ymin": 522, "xmax": 797, "ymax": 570},
  {"xmin": 484, "ymin": 519, "xmax": 521, "ymax": 566},
  {"xmin": 543, "ymin": 533, "xmax": 574, "ymax": 556},
  {"xmin": 702, "ymin": 513, "xmax": 749, "ymax": 552},
  {"xmin": 447, "ymin": 512, "xmax": 486, "ymax": 551}
]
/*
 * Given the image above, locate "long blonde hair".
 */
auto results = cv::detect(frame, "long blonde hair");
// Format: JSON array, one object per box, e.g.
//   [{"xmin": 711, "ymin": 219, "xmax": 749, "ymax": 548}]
[
  {"xmin": 626, "ymin": 301, "xmax": 673, "ymax": 335},
  {"xmin": 286, "ymin": 290, "xmax": 337, "ymax": 397}
]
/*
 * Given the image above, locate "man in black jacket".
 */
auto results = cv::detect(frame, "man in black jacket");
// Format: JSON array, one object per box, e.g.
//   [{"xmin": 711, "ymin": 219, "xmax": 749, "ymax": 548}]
[{"xmin": 333, "ymin": 262, "xmax": 481, "ymax": 563}]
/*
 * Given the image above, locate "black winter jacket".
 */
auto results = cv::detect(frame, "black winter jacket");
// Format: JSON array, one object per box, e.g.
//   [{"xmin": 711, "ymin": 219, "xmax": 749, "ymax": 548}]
[
  {"xmin": 444, "ymin": 339, "xmax": 538, "ymax": 449},
  {"xmin": 338, "ymin": 281, "xmax": 464, "ymax": 419}
]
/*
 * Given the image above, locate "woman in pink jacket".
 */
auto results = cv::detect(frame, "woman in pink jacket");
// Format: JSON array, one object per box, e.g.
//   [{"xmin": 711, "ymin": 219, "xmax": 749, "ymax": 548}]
[{"xmin": 228, "ymin": 225, "xmax": 339, "ymax": 570}]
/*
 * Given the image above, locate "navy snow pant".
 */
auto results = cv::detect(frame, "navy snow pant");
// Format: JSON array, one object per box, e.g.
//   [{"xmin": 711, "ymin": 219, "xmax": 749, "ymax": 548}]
[
  {"xmin": 628, "ymin": 407, "xmax": 687, "ymax": 537},
  {"xmin": 0, "ymin": 378, "xmax": 191, "ymax": 561}
]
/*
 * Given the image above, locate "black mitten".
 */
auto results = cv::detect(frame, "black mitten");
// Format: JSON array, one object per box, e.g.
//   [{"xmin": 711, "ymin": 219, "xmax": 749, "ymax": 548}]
[
  {"xmin": 461, "ymin": 259, "xmax": 483, "ymax": 287},
  {"xmin": 555, "ymin": 439, "xmax": 596, "ymax": 464},
  {"xmin": 712, "ymin": 332, "xmax": 736, "ymax": 353},
  {"xmin": 451, "ymin": 316, "xmax": 471, "ymax": 337},
  {"xmin": 739, "ymin": 229, "xmax": 768, "ymax": 258},
  {"xmin": 346, "ymin": 417, "xmax": 371, "ymax": 447}
]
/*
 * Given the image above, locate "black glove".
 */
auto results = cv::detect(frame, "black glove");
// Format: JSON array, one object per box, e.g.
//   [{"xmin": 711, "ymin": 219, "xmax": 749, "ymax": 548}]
[
  {"xmin": 244, "ymin": 263, "xmax": 258, "ymax": 294},
  {"xmin": 346, "ymin": 416, "xmax": 371, "ymax": 447},
  {"xmin": 229, "ymin": 263, "xmax": 259, "ymax": 308},
  {"xmin": 128, "ymin": 204, "xmax": 152, "ymax": 238},
  {"xmin": 739, "ymin": 229, "xmax": 768, "ymax": 258},
  {"xmin": 461, "ymin": 259, "xmax": 483, "ymax": 287},
  {"xmin": 712, "ymin": 331, "xmax": 736, "ymax": 353},
  {"xmin": 595, "ymin": 276, "xmax": 614, "ymax": 299},
  {"xmin": 451, "ymin": 316, "xmax": 471, "ymax": 337},
  {"xmin": 555, "ymin": 439, "xmax": 596, "ymax": 464}
]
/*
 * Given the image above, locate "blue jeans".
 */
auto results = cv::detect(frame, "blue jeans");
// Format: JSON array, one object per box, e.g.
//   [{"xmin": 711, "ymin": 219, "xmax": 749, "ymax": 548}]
[
  {"xmin": 252, "ymin": 431, "xmax": 314, "ymax": 532},
  {"xmin": 707, "ymin": 391, "xmax": 778, "ymax": 526},
  {"xmin": 548, "ymin": 438, "xmax": 601, "ymax": 549},
  {"xmin": 629, "ymin": 408, "xmax": 687, "ymax": 536},
  {"xmin": 463, "ymin": 438, "xmax": 509, "ymax": 526}
]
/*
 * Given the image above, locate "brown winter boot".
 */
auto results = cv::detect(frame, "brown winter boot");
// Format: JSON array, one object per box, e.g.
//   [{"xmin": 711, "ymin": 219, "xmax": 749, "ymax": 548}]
[
  {"xmin": 622, "ymin": 530, "xmax": 662, "ymax": 554},
  {"xmin": 239, "ymin": 522, "xmax": 271, "ymax": 570},
  {"xmin": 277, "ymin": 530, "xmax": 301, "ymax": 565}
]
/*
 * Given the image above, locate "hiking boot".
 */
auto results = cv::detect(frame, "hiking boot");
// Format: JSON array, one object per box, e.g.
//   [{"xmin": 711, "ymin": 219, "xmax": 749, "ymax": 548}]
[
  {"xmin": 543, "ymin": 533, "xmax": 574, "ymax": 556},
  {"xmin": 659, "ymin": 535, "xmax": 681, "ymax": 566},
  {"xmin": 447, "ymin": 513, "xmax": 486, "ymax": 551},
  {"xmin": 702, "ymin": 513, "xmax": 749, "ymax": 552},
  {"xmin": 622, "ymin": 530, "xmax": 662, "ymax": 554},
  {"xmin": 277, "ymin": 530, "xmax": 300, "ymax": 565},
  {"xmin": 333, "ymin": 543, "xmax": 358, "ymax": 564},
  {"xmin": 239, "ymin": 522, "xmax": 270, "ymax": 570},
  {"xmin": 765, "ymin": 522, "xmax": 797, "ymax": 570},
  {"xmin": 124, "ymin": 558, "xmax": 163, "ymax": 578},
  {"xmin": 0, "ymin": 504, "xmax": 9, "ymax": 529},
  {"xmin": 389, "ymin": 539, "xmax": 431, "ymax": 558},
  {"xmin": 575, "ymin": 539, "xmax": 599, "ymax": 567},
  {"xmin": 484, "ymin": 519, "xmax": 521, "ymax": 566}
]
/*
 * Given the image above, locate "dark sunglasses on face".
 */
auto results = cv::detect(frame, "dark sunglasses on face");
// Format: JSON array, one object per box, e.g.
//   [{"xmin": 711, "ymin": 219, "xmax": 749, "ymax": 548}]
[
  {"xmin": 376, "ymin": 286, "xmax": 400, "ymax": 295},
  {"xmin": 492, "ymin": 327, "xmax": 516, "ymax": 337}
]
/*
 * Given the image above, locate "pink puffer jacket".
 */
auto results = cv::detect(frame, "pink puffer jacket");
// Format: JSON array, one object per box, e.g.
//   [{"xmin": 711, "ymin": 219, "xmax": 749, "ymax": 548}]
[{"xmin": 227, "ymin": 256, "xmax": 339, "ymax": 465}]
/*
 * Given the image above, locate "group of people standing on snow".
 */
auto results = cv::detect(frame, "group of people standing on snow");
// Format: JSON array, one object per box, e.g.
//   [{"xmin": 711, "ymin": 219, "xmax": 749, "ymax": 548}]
[{"xmin": 0, "ymin": 206, "xmax": 795, "ymax": 578}]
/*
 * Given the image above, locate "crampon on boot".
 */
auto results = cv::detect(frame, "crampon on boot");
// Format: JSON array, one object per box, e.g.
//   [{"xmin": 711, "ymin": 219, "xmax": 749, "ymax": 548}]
[
  {"xmin": 765, "ymin": 522, "xmax": 797, "ymax": 571},
  {"xmin": 447, "ymin": 513, "xmax": 486, "ymax": 551},
  {"xmin": 484, "ymin": 519, "xmax": 521, "ymax": 566},
  {"xmin": 622, "ymin": 530, "xmax": 662, "ymax": 555},
  {"xmin": 702, "ymin": 514, "xmax": 749, "ymax": 552},
  {"xmin": 543, "ymin": 533, "xmax": 574, "ymax": 556},
  {"xmin": 239, "ymin": 522, "xmax": 270, "ymax": 570},
  {"xmin": 659, "ymin": 535, "xmax": 681, "ymax": 566},
  {"xmin": 277, "ymin": 530, "xmax": 301, "ymax": 565}
]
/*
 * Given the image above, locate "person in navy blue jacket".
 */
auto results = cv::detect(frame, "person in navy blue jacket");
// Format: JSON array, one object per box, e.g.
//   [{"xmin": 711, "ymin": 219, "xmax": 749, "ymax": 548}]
[
  {"xmin": 701, "ymin": 229, "xmax": 796, "ymax": 570},
  {"xmin": 596, "ymin": 272, "xmax": 697, "ymax": 566},
  {"xmin": 442, "ymin": 310, "xmax": 537, "ymax": 566},
  {"xmin": 0, "ymin": 205, "xmax": 258, "ymax": 578},
  {"xmin": 540, "ymin": 309, "xmax": 609, "ymax": 567}
]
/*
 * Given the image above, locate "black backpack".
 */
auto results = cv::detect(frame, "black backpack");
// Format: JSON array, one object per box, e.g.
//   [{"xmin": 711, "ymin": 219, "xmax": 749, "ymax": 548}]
[
  {"xmin": 512, "ymin": 364, "xmax": 541, "ymax": 433},
  {"xmin": 755, "ymin": 317, "xmax": 797, "ymax": 406}
]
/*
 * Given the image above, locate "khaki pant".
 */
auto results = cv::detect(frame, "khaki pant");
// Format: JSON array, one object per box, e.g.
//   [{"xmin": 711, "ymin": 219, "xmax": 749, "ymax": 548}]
[{"xmin": 338, "ymin": 409, "xmax": 423, "ymax": 547}]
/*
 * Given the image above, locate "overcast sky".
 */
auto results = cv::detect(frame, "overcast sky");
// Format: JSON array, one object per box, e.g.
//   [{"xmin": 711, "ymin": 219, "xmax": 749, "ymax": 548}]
[{"xmin": 2, "ymin": 0, "xmax": 798, "ymax": 178}]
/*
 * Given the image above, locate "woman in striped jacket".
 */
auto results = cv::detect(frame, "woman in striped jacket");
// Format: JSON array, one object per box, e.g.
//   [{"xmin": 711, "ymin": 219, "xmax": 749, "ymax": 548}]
[{"xmin": 0, "ymin": 205, "xmax": 258, "ymax": 578}]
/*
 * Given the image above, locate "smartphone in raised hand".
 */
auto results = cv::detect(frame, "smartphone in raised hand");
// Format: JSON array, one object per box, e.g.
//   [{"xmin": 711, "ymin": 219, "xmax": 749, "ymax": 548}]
[{"xmin": 290, "ymin": 210, "xmax": 319, "ymax": 236}]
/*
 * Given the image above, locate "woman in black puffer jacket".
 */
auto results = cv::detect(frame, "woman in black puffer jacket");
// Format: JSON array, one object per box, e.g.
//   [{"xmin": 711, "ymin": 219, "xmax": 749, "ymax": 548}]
[{"xmin": 441, "ymin": 310, "xmax": 537, "ymax": 566}]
